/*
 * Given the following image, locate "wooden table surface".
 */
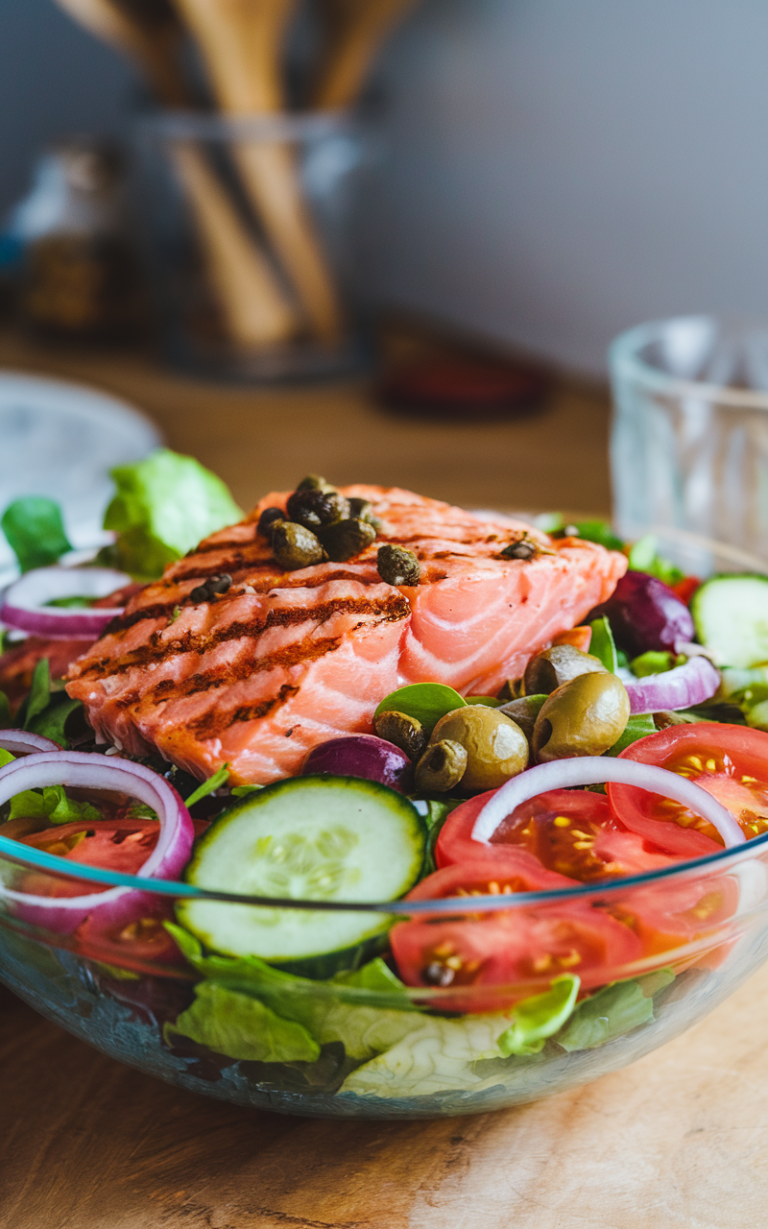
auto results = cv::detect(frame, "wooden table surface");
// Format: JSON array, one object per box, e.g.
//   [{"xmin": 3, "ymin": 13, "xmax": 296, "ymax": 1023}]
[{"xmin": 2, "ymin": 332, "xmax": 765, "ymax": 1229}]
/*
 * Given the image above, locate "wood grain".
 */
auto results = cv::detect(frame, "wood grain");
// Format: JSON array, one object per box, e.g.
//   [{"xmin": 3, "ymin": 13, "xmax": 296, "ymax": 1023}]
[{"xmin": 3, "ymin": 960, "xmax": 768, "ymax": 1229}]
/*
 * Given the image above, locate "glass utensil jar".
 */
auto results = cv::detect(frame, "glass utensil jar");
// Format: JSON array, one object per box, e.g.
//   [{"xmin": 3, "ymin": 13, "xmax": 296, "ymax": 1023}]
[
  {"xmin": 610, "ymin": 317, "xmax": 768, "ymax": 560},
  {"xmin": 133, "ymin": 110, "xmax": 369, "ymax": 382}
]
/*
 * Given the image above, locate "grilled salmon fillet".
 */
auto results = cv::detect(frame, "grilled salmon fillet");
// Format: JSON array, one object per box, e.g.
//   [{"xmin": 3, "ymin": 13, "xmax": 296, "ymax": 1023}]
[{"xmin": 66, "ymin": 487, "xmax": 626, "ymax": 784}]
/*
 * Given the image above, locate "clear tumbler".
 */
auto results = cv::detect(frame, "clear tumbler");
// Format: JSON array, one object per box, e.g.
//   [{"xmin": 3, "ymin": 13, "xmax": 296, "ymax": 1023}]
[{"xmin": 609, "ymin": 317, "xmax": 768, "ymax": 560}]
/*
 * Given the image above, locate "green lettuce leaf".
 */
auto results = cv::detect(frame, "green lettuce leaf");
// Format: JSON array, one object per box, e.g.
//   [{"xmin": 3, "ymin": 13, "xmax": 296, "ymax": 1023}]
[
  {"xmin": 1, "ymin": 497, "xmax": 72, "ymax": 573},
  {"xmin": 556, "ymin": 970, "xmax": 674, "ymax": 1052},
  {"xmin": 627, "ymin": 535, "xmax": 684, "ymax": 585},
  {"xmin": 165, "ymin": 925, "xmax": 421, "ymax": 1062},
  {"xmin": 0, "ymin": 747, "xmax": 15, "ymax": 769},
  {"xmin": 589, "ymin": 616, "xmax": 618, "ymax": 673},
  {"xmin": 496, "ymin": 974, "xmax": 580, "ymax": 1056},
  {"xmin": 101, "ymin": 449, "xmax": 242, "ymax": 580},
  {"xmin": 164, "ymin": 980, "xmax": 320, "ymax": 1063},
  {"xmin": 9, "ymin": 784, "xmax": 101, "ymax": 825}
]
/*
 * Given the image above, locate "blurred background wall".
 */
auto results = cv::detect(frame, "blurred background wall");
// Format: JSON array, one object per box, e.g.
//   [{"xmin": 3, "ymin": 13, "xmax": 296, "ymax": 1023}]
[{"xmin": 3, "ymin": 0, "xmax": 768, "ymax": 374}]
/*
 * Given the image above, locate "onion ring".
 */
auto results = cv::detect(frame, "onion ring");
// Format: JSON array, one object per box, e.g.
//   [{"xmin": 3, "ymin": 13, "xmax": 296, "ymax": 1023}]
[{"xmin": 1, "ymin": 567, "xmax": 131, "ymax": 640}]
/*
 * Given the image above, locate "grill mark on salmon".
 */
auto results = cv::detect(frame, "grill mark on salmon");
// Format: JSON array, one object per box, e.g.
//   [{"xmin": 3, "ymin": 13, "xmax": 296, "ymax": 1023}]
[{"xmin": 83, "ymin": 593, "xmax": 408, "ymax": 679}]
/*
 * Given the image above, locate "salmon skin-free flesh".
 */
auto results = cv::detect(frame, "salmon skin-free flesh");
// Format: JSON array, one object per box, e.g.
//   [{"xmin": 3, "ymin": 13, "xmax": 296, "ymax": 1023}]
[{"xmin": 66, "ymin": 487, "xmax": 626, "ymax": 785}]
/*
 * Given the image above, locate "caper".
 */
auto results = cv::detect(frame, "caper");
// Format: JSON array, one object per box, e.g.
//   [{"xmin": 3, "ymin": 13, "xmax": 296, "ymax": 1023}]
[
  {"xmin": 497, "ymin": 694, "xmax": 548, "ymax": 743},
  {"xmin": 295, "ymin": 474, "xmax": 334, "ymax": 492},
  {"xmin": 430, "ymin": 706, "xmax": 529, "ymax": 792},
  {"xmin": 532, "ymin": 672, "xmax": 630, "ymax": 762},
  {"xmin": 348, "ymin": 497, "xmax": 382, "ymax": 530},
  {"xmin": 320, "ymin": 517, "xmax": 377, "ymax": 562},
  {"xmin": 500, "ymin": 537, "xmax": 537, "ymax": 561},
  {"xmin": 414, "ymin": 739, "xmax": 468, "ymax": 792},
  {"xmin": 373, "ymin": 709, "xmax": 428, "ymax": 761},
  {"xmin": 377, "ymin": 544, "xmax": 421, "ymax": 586},
  {"xmin": 271, "ymin": 521, "xmax": 327, "ymax": 571},
  {"xmin": 523, "ymin": 645, "xmax": 607, "ymax": 696},
  {"xmin": 257, "ymin": 506, "xmax": 286, "ymax": 538},
  {"xmin": 286, "ymin": 487, "xmax": 350, "ymax": 531}
]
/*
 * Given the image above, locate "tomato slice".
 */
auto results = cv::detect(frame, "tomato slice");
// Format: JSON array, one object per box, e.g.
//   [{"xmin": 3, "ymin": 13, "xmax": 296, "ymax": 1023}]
[
  {"xmin": 609, "ymin": 724, "xmax": 768, "ymax": 854},
  {"xmin": 616, "ymin": 872, "xmax": 740, "ymax": 965},
  {"xmin": 74, "ymin": 907, "xmax": 183, "ymax": 972},
  {"xmin": 390, "ymin": 858, "xmax": 643, "ymax": 1011},
  {"xmin": 436, "ymin": 789, "xmax": 674, "ymax": 883}
]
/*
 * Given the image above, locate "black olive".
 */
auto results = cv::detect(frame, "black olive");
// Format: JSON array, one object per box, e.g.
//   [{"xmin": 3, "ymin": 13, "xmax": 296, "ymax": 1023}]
[
  {"xmin": 272, "ymin": 521, "xmax": 327, "ymax": 571},
  {"xmin": 424, "ymin": 961, "xmax": 455, "ymax": 987},
  {"xmin": 286, "ymin": 487, "xmax": 350, "ymax": 530},
  {"xmin": 320, "ymin": 517, "xmax": 377, "ymax": 562},
  {"xmin": 377, "ymin": 544, "xmax": 421, "ymax": 586},
  {"xmin": 257, "ymin": 506, "xmax": 286, "ymax": 538}
]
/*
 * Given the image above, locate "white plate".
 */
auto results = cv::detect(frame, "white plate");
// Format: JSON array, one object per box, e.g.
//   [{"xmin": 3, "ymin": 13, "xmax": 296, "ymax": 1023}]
[{"xmin": 0, "ymin": 371, "xmax": 160, "ymax": 576}]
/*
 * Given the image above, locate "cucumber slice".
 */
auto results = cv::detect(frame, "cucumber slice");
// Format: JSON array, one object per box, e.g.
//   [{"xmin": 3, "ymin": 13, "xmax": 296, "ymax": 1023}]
[
  {"xmin": 178, "ymin": 775, "xmax": 426, "ymax": 975},
  {"xmin": 691, "ymin": 575, "xmax": 768, "ymax": 668}
]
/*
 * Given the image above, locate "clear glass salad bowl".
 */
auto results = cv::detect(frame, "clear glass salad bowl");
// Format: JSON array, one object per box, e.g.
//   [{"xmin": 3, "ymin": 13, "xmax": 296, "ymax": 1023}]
[{"xmin": 0, "ymin": 531, "xmax": 766, "ymax": 1120}]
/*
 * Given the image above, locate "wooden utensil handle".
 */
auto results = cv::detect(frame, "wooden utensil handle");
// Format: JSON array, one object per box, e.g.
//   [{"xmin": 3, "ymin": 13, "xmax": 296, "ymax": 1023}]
[{"xmin": 314, "ymin": 0, "xmax": 418, "ymax": 110}]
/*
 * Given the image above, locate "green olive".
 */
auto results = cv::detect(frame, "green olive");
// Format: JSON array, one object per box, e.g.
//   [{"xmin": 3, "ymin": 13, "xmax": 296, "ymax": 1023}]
[
  {"xmin": 532, "ymin": 672, "xmax": 630, "ymax": 762},
  {"xmin": 523, "ymin": 645, "xmax": 607, "ymax": 696},
  {"xmin": 320, "ymin": 517, "xmax": 377, "ymax": 562},
  {"xmin": 377, "ymin": 544, "xmax": 420, "ymax": 586},
  {"xmin": 374, "ymin": 709, "xmax": 428, "ymax": 761},
  {"xmin": 286, "ymin": 487, "xmax": 350, "ymax": 530},
  {"xmin": 430, "ymin": 706, "xmax": 529, "ymax": 792},
  {"xmin": 271, "ymin": 521, "xmax": 327, "ymax": 571},
  {"xmin": 415, "ymin": 739, "xmax": 468, "ymax": 792}
]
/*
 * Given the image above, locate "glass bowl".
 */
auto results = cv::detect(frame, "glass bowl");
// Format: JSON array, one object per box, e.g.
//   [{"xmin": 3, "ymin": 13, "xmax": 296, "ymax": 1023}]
[{"xmin": 0, "ymin": 532, "xmax": 766, "ymax": 1120}]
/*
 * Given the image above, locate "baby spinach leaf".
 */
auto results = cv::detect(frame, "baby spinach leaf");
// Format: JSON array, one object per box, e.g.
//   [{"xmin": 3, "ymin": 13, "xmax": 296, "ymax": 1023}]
[
  {"xmin": 1, "ymin": 497, "xmax": 72, "ymax": 573},
  {"xmin": 589, "ymin": 616, "xmax": 618, "ymax": 674},
  {"xmin": 606, "ymin": 713, "xmax": 657, "ymax": 757},
  {"xmin": 374, "ymin": 683, "xmax": 466, "ymax": 734}
]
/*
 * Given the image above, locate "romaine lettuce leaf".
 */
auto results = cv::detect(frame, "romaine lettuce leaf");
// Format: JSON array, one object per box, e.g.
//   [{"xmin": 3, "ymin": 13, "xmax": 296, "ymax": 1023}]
[
  {"xmin": 1, "ymin": 497, "xmax": 72, "ymax": 573},
  {"xmin": 164, "ymin": 980, "xmax": 320, "ymax": 1063},
  {"xmin": 9, "ymin": 784, "xmax": 101, "ymax": 825},
  {"xmin": 556, "ymin": 969, "xmax": 674, "ymax": 1052},
  {"xmin": 496, "ymin": 974, "xmax": 580, "ymax": 1056},
  {"xmin": 101, "ymin": 449, "xmax": 242, "ymax": 580}
]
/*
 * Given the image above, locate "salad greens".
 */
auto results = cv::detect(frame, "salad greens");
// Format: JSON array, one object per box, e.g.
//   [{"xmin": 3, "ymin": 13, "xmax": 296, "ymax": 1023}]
[
  {"xmin": 15, "ymin": 659, "xmax": 83, "ymax": 748},
  {"xmin": 374, "ymin": 684, "xmax": 467, "ymax": 735},
  {"xmin": 166, "ymin": 981, "xmax": 321, "ymax": 1064},
  {"xmin": 1, "ymin": 497, "xmax": 72, "ymax": 573},
  {"xmin": 8, "ymin": 783, "xmax": 101, "ymax": 825},
  {"xmin": 589, "ymin": 616, "xmax": 619, "ymax": 673},
  {"xmin": 99, "ymin": 449, "xmax": 243, "ymax": 580},
  {"xmin": 557, "ymin": 969, "xmax": 674, "ymax": 1052}
]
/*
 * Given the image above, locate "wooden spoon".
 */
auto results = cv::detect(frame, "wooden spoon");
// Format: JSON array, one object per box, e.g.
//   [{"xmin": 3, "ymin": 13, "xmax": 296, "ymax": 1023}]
[
  {"xmin": 313, "ymin": 0, "xmax": 418, "ymax": 110},
  {"xmin": 52, "ymin": 0, "xmax": 297, "ymax": 347},
  {"xmin": 173, "ymin": 0, "xmax": 343, "ymax": 342}
]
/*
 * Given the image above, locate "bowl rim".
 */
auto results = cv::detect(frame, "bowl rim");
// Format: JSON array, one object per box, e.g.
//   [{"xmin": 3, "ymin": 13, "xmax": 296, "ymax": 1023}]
[{"xmin": 1, "ymin": 824, "xmax": 766, "ymax": 915}]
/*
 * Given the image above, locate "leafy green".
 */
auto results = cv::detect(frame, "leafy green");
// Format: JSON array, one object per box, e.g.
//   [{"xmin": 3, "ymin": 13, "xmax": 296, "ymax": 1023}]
[
  {"xmin": 606, "ymin": 713, "xmax": 657, "ymax": 757},
  {"xmin": 568, "ymin": 519, "xmax": 625, "ymax": 551},
  {"xmin": 22, "ymin": 658, "xmax": 51, "ymax": 730},
  {"xmin": 627, "ymin": 534, "xmax": 684, "ymax": 585},
  {"xmin": 100, "ymin": 449, "xmax": 243, "ymax": 581},
  {"xmin": 556, "ymin": 970, "xmax": 674, "ymax": 1052},
  {"xmin": 165, "ymin": 925, "xmax": 421, "ymax": 1063},
  {"xmin": 1, "ymin": 497, "xmax": 72, "ymax": 573},
  {"xmin": 9, "ymin": 784, "xmax": 101, "ymax": 825},
  {"xmin": 466, "ymin": 696, "xmax": 502, "ymax": 708},
  {"xmin": 184, "ymin": 764, "xmax": 230, "ymax": 808},
  {"xmin": 589, "ymin": 616, "xmax": 618, "ymax": 673},
  {"xmin": 629, "ymin": 650, "xmax": 684, "ymax": 677},
  {"xmin": 0, "ymin": 747, "xmax": 15, "ymax": 769},
  {"xmin": 231, "ymin": 784, "xmax": 263, "ymax": 797},
  {"xmin": 496, "ymin": 975, "xmax": 580, "ymax": 1056},
  {"xmin": 164, "ymin": 980, "xmax": 320, "ymax": 1063},
  {"xmin": 374, "ymin": 683, "xmax": 466, "ymax": 734},
  {"xmin": 415, "ymin": 797, "xmax": 462, "ymax": 873},
  {"xmin": 0, "ymin": 690, "xmax": 10, "ymax": 729}
]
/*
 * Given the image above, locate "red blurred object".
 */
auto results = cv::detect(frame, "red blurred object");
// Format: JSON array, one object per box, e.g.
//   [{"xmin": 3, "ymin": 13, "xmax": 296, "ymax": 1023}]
[
  {"xmin": 377, "ymin": 356, "xmax": 551, "ymax": 420},
  {"xmin": 672, "ymin": 575, "xmax": 701, "ymax": 605}
]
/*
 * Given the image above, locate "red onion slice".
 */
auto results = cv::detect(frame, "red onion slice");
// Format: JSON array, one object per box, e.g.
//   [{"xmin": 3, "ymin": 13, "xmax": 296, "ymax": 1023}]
[
  {"xmin": 624, "ymin": 656, "xmax": 720, "ymax": 715},
  {"xmin": 471, "ymin": 757, "xmax": 745, "ymax": 850},
  {"xmin": 0, "ymin": 751, "xmax": 194, "ymax": 934},
  {"xmin": 0, "ymin": 731, "xmax": 61, "ymax": 756},
  {"xmin": 1, "ymin": 567, "xmax": 131, "ymax": 640}
]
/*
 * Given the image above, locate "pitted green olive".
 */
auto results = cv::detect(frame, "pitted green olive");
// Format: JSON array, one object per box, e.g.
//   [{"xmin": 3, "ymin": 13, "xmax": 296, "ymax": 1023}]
[
  {"xmin": 523, "ymin": 645, "xmax": 607, "ymax": 696},
  {"xmin": 415, "ymin": 739, "xmax": 468, "ymax": 792},
  {"xmin": 532, "ymin": 672, "xmax": 630, "ymax": 762},
  {"xmin": 373, "ymin": 709, "xmax": 428, "ymax": 761},
  {"xmin": 430, "ymin": 705, "xmax": 529, "ymax": 792}
]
